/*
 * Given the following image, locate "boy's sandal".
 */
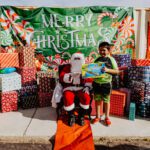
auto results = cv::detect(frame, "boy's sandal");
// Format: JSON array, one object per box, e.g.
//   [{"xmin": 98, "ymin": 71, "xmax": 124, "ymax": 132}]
[
  {"xmin": 91, "ymin": 118, "xmax": 101, "ymax": 124},
  {"xmin": 105, "ymin": 117, "xmax": 111, "ymax": 126}
]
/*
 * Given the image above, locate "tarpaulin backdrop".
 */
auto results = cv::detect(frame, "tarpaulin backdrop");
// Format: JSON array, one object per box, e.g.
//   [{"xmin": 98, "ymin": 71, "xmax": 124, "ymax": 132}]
[{"xmin": 0, "ymin": 6, "xmax": 135, "ymax": 65}]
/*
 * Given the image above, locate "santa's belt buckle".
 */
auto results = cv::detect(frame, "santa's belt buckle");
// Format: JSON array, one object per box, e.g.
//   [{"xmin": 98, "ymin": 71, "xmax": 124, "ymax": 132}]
[{"xmin": 74, "ymin": 84, "xmax": 80, "ymax": 87}]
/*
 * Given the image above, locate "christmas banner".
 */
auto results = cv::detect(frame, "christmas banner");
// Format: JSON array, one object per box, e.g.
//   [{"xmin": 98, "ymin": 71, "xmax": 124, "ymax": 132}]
[{"xmin": 0, "ymin": 6, "xmax": 135, "ymax": 67}]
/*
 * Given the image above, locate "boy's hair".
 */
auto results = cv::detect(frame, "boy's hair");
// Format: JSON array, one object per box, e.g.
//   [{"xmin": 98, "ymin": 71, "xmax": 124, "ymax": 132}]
[{"xmin": 98, "ymin": 42, "xmax": 113, "ymax": 51}]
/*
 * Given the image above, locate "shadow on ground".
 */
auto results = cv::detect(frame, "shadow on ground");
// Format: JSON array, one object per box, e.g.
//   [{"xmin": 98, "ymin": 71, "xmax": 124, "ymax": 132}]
[{"xmin": 18, "ymin": 107, "xmax": 57, "ymax": 121}]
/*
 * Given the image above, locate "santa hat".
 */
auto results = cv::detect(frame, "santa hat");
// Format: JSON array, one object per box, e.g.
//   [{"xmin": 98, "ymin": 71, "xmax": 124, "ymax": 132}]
[{"xmin": 71, "ymin": 52, "xmax": 85, "ymax": 64}]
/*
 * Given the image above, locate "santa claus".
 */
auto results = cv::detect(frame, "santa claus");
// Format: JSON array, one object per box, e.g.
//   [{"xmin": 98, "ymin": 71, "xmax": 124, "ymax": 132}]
[{"xmin": 59, "ymin": 52, "xmax": 93, "ymax": 126}]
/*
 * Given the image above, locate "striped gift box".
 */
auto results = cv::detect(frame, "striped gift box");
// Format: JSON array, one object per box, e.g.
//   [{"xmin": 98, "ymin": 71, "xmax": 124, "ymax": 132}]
[
  {"xmin": 131, "ymin": 59, "xmax": 150, "ymax": 66},
  {"xmin": 112, "ymin": 54, "xmax": 131, "ymax": 67},
  {"xmin": 0, "ymin": 53, "xmax": 19, "ymax": 68},
  {"xmin": 17, "ymin": 46, "xmax": 35, "ymax": 67},
  {"xmin": 0, "ymin": 91, "xmax": 18, "ymax": 112}
]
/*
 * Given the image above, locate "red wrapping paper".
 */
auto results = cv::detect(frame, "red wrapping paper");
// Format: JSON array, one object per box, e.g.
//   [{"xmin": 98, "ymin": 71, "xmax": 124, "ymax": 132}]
[
  {"xmin": 131, "ymin": 59, "xmax": 150, "ymax": 66},
  {"xmin": 18, "ymin": 67, "xmax": 37, "ymax": 86},
  {"xmin": 17, "ymin": 46, "xmax": 35, "ymax": 67},
  {"xmin": 0, "ymin": 91, "xmax": 18, "ymax": 112},
  {"xmin": 38, "ymin": 92, "xmax": 53, "ymax": 107},
  {"xmin": 37, "ymin": 72, "xmax": 56, "ymax": 92},
  {"xmin": 110, "ymin": 90, "xmax": 126, "ymax": 117}
]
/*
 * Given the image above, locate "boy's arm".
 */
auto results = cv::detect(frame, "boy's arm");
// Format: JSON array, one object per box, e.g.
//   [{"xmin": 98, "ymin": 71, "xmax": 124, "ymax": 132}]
[
  {"xmin": 104, "ymin": 56, "xmax": 120, "ymax": 75},
  {"xmin": 104, "ymin": 68, "xmax": 120, "ymax": 75}
]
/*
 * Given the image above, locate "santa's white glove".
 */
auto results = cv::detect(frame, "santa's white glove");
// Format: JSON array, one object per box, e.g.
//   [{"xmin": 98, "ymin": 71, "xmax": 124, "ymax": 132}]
[{"xmin": 83, "ymin": 87, "xmax": 90, "ymax": 95}]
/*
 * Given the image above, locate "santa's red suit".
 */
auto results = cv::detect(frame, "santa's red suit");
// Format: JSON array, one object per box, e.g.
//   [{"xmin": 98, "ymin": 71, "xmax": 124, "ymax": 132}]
[{"xmin": 59, "ymin": 53, "xmax": 93, "ymax": 126}]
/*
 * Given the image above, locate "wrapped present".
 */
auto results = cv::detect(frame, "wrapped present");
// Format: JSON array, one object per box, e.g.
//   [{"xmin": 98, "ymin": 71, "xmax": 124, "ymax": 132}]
[
  {"xmin": 128, "ymin": 66, "xmax": 150, "ymax": 83},
  {"xmin": 110, "ymin": 90, "xmax": 126, "ymax": 117},
  {"xmin": 18, "ymin": 67, "xmax": 36, "ymax": 86},
  {"xmin": 136, "ymin": 101, "xmax": 147, "ymax": 117},
  {"xmin": 130, "ymin": 81, "xmax": 145, "ymax": 102},
  {"xmin": 0, "ymin": 72, "xmax": 21, "ymax": 92},
  {"xmin": 0, "ymin": 47, "xmax": 6, "ymax": 53},
  {"xmin": 128, "ymin": 66, "xmax": 141, "ymax": 82},
  {"xmin": 131, "ymin": 59, "xmax": 150, "ymax": 66},
  {"xmin": 119, "ymin": 66, "xmax": 128, "ymax": 87},
  {"xmin": 37, "ymin": 71, "xmax": 56, "ymax": 92},
  {"xmin": 37, "ymin": 71, "xmax": 54, "ymax": 78},
  {"xmin": 0, "ymin": 91, "xmax": 18, "ymax": 112},
  {"xmin": 20, "ymin": 95, "xmax": 38, "ymax": 109},
  {"xmin": 112, "ymin": 54, "xmax": 131, "ymax": 67},
  {"xmin": 91, "ymin": 99, "xmax": 103, "ymax": 116},
  {"xmin": 0, "ymin": 53, "xmax": 19, "ymax": 68},
  {"xmin": 38, "ymin": 92, "xmax": 53, "ymax": 107},
  {"xmin": 119, "ymin": 88, "xmax": 131, "ymax": 113},
  {"xmin": 129, "ymin": 103, "xmax": 136, "ymax": 121},
  {"xmin": 145, "ymin": 82, "xmax": 150, "ymax": 100},
  {"xmin": 139, "ymin": 66, "xmax": 150, "ymax": 82},
  {"xmin": 17, "ymin": 46, "xmax": 35, "ymax": 67},
  {"xmin": 112, "ymin": 75, "xmax": 120, "ymax": 89},
  {"xmin": 18, "ymin": 85, "xmax": 38, "ymax": 97}
]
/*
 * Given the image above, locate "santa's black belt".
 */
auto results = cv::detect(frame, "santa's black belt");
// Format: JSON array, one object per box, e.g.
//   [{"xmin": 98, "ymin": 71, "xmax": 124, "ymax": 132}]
[{"xmin": 74, "ymin": 84, "xmax": 81, "ymax": 87}]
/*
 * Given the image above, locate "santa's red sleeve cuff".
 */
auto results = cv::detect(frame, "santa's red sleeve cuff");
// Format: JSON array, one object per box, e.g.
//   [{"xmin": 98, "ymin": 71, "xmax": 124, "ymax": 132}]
[{"xmin": 84, "ymin": 78, "xmax": 93, "ymax": 90}]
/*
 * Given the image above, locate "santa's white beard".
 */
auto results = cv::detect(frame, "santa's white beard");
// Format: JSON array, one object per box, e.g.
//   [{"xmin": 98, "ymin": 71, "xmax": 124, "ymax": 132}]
[{"xmin": 71, "ymin": 60, "xmax": 82, "ymax": 73}]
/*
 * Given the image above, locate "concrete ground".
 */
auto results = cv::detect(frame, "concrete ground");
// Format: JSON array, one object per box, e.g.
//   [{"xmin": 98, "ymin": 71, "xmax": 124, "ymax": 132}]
[
  {"xmin": 0, "ymin": 107, "xmax": 150, "ymax": 150},
  {"xmin": 0, "ymin": 106, "xmax": 149, "ymax": 137}
]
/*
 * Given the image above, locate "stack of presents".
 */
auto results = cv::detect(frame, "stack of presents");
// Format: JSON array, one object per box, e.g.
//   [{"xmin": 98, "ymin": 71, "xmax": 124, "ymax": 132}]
[
  {"xmin": 0, "ymin": 46, "xmax": 56, "ymax": 113},
  {"xmin": 0, "ymin": 47, "xmax": 149, "ymax": 121}
]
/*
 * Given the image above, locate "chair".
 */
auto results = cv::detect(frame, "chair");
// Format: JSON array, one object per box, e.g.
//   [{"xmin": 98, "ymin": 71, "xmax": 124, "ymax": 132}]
[{"xmin": 56, "ymin": 64, "xmax": 93, "ymax": 120}]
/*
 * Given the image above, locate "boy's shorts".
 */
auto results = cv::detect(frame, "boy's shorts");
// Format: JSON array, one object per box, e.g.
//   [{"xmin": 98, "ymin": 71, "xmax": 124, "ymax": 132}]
[
  {"xmin": 94, "ymin": 93, "xmax": 110, "ymax": 103},
  {"xmin": 93, "ymin": 82, "xmax": 112, "ymax": 103}
]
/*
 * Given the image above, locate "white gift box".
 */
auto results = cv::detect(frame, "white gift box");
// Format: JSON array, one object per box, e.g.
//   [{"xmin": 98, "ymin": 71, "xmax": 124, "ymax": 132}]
[{"xmin": 0, "ymin": 72, "xmax": 21, "ymax": 92}]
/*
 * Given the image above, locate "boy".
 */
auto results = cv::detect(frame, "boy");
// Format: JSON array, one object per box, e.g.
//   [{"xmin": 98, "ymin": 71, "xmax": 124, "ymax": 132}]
[{"xmin": 92, "ymin": 42, "xmax": 119, "ymax": 126}]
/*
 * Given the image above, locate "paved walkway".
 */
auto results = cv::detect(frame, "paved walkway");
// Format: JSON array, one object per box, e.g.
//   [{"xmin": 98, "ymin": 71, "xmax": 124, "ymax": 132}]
[{"xmin": 0, "ymin": 107, "xmax": 150, "ymax": 137}]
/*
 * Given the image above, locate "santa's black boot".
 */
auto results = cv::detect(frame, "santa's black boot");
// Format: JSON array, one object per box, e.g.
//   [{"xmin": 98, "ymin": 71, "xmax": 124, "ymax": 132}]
[
  {"xmin": 78, "ymin": 108, "xmax": 86, "ymax": 126},
  {"xmin": 68, "ymin": 110, "xmax": 75, "ymax": 127}
]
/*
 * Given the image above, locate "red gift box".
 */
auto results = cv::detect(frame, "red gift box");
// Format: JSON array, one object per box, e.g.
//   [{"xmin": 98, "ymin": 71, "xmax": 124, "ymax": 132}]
[
  {"xmin": 0, "ymin": 91, "xmax": 18, "ymax": 112},
  {"xmin": 91, "ymin": 99, "xmax": 103, "ymax": 116},
  {"xmin": 17, "ymin": 46, "xmax": 35, "ymax": 67},
  {"xmin": 18, "ymin": 67, "xmax": 36, "ymax": 86},
  {"xmin": 38, "ymin": 92, "xmax": 53, "ymax": 107},
  {"xmin": 0, "ymin": 47, "xmax": 6, "ymax": 53},
  {"xmin": 110, "ymin": 90, "xmax": 126, "ymax": 117},
  {"xmin": 37, "ymin": 72, "xmax": 56, "ymax": 93},
  {"xmin": 0, "ymin": 53, "xmax": 19, "ymax": 68},
  {"xmin": 131, "ymin": 59, "xmax": 150, "ymax": 66}
]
